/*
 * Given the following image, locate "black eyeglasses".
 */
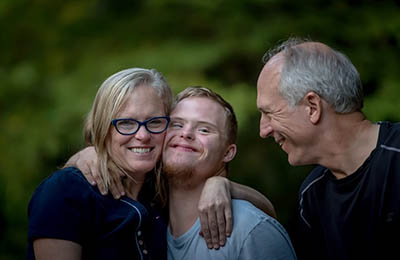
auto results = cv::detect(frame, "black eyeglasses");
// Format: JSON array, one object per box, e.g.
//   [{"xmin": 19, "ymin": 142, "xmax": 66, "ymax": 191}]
[{"xmin": 111, "ymin": 116, "xmax": 170, "ymax": 135}]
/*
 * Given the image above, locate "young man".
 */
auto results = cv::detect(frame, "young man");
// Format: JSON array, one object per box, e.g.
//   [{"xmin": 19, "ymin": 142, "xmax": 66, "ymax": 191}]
[
  {"xmin": 257, "ymin": 38, "xmax": 400, "ymax": 259},
  {"xmin": 163, "ymin": 87, "xmax": 296, "ymax": 259}
]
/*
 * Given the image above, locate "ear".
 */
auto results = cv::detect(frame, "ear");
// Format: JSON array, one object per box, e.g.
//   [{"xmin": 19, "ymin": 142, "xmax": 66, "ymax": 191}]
[
  {"xmin": 223, "ymin": 144, "xmax": 237, "ymax": 163},
  {"xmin": 303, "ymin": 92, "xmax": 322, "ymax": 124}
]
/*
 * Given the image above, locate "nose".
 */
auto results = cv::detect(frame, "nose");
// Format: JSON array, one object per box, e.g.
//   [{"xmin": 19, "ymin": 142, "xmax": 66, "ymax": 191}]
[
  {"xmin": 134, "ymin": 125, "xmax": 151, "ymax": 141},
  {"xmin": 180, "ymin": 127, "xmax": 195, "ymax": 140},
  {"xmin": 259, "ymin": 114, "xmax": 273, "ymax": 139}
]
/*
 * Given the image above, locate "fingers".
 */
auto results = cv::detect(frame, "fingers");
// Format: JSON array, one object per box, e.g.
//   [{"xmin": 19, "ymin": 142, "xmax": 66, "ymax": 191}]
[
  {"xmin": 216, "ymin": 207, "xmax": 227, "ymax": 246},
  {"xmin": 96, "ymin": 172, "xmax": 107, "ymax": 195},
  {"xmin": 208, "ymin": 210, "xmax": 220, "ymax": 249},
  {"xmin": 109, "ymin": 172, "xmax": 126, "ymax": 199},
  {"xmin": 199, "ymin": 208, "xmax": 213, "ymax": 249},
  {"xmin": 81, "ymin": 164, "xmax": 96, "ymax": 186},
  {"xmin": 198, "ymin": 176, "xmax": 233, "ymax": 249},
  {"xmin": 224, "ymin": 206, "xmax": 232, "ymax": 237},
  {"xmin": 199, "ymin": 205, "xmax": 221, "ymax": 249},
  {"xmin": 109, "ymin": 178, "xmax": 125, "ymax": 199}
]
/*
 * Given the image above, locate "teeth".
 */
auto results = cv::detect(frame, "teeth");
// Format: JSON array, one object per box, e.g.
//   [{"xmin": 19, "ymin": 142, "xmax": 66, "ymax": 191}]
[{"xmin": 130, "ymin": 148, "xmax": 151, "ymax": 154}]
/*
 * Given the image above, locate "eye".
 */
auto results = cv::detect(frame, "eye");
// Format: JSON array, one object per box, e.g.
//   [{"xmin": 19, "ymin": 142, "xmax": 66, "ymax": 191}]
[
  {"xmin": 117, "ymin": 119, "xmax": 136, "ymax": 130},
  {"xmin": 262, "ymin": 110, "xmax": 271, "ymax": 116},
  {"xmin": 198, "ymin": 127, "xmax": 210, "ymax": 134},
  {"xmin": 148, "ymin": 119, "xmax": 163, "ymax": 127},
  {"xmin": 170, "ymin": 121, "xmax": 183, "ymax": 129}
]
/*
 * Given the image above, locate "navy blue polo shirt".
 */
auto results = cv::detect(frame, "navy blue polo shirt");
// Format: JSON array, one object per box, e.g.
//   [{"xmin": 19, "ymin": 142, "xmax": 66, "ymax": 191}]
[{"xmin": 27, "ymin": 167, "xmax": 167, "ymax": 260}]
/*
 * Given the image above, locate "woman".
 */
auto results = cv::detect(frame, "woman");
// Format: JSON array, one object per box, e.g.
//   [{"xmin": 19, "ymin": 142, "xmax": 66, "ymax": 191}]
[{"xmin": 27, "ymin": 68, "xmax": 174, "ymax": 259}]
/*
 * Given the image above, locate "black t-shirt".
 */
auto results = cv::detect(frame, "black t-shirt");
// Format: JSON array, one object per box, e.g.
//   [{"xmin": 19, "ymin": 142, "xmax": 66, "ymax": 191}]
[
  {"xmin": 27, "ymin": 167, "xmax": 167, "ymax": 260},
  {"xmin": 296, "ymin": 122, "xmax": 400, "ymax": 260}
]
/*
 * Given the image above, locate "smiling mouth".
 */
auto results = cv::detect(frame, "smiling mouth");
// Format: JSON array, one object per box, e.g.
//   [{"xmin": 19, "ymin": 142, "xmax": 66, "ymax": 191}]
[
  {"xmin": 171, "ymin": 144, "xmax": 197, "ymax": 152},
  {"xmin": 129, "ymin": 147, "xmax": 152, "ymax": 154},
  {"xmin": 276, "ymin": 139, "xmax": 284, "ymax": 147}
]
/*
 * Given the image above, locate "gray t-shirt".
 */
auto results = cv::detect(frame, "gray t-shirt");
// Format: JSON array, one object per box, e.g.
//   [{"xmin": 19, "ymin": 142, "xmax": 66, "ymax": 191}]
[{"xmin": 167, "ymin": 199, "xmax": 297, "ymax": 260}]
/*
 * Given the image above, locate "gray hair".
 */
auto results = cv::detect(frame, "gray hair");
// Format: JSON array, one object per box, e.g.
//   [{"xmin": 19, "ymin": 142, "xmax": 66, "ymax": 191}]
[
  {"xmin": 263, "ymin": 38, "xmax": 363, "ymax": 113},
  {"xmin": 85, "ymin": 68, "xmax": 173, "ymax": 189}
]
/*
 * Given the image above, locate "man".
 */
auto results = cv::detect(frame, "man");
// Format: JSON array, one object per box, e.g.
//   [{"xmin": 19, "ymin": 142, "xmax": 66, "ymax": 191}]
[
  {"xmin": 257, "ymin": 38, "xmax": 400, "ymax": 259},
  {"xmin": 162, "ymin": 86, "xmax": 296, "ymax": 259}
]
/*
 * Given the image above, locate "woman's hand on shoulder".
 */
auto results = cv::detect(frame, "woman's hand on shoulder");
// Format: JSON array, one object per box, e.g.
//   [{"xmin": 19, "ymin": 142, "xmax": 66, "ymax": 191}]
[
  {"xmin": 64, "ymin": 146, "xmax": 126, "ymax": 198},
  {"xmin": 198, "ymin": 176, "xmax": 232, "ymax": 250}
]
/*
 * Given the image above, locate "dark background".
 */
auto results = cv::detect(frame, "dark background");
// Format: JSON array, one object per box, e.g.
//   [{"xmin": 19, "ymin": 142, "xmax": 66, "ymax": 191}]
[{"xmin": 1, "ymin": 0, "xmax": 400, "ymax": 258}]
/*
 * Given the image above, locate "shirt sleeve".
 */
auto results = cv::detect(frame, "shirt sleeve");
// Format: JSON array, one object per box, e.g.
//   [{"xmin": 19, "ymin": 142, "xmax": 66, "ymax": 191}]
[
  {"xmin": 238, "ymin": 217, "xmax": 297, "ymax": 260},
  {"xmin": 28, "ymin": 167, "xmax": 95, "ymax": 245}
]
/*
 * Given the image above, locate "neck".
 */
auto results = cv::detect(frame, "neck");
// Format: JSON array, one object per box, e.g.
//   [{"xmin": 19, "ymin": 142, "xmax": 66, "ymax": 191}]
[
  {"xmin": 317, "ymin": 112, "xmax": 379, "ymax": 179},
  {"xmin": 123, "ymin": 172, "xmax": 146, "ymax": 200},
  {"xmin": 167, "ymin": 166, "xmax": 227, "ymax": 237},
  {"xmin": 168, "ymin": 181, "xmax": 205, "ymax": 238}
]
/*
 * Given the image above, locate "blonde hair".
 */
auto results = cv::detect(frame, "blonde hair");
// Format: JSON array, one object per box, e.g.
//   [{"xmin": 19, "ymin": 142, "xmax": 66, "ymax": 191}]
[{"xmin": 84, "ymin": 68, "xmax": 173, "ymax": 190}]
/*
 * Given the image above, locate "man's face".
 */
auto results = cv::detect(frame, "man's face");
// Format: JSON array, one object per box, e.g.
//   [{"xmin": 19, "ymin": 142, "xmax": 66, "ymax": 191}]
[
  {"xmin": 256, "ymin": 56, "xmax": 314, "ymax": 166},
  {"xmin": 163, "ymin": 97, "xmax": 235, "ymax": 187}
]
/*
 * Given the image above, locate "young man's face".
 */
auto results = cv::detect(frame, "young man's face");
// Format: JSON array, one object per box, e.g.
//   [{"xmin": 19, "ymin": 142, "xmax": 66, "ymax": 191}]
[{"xmin": 162, "ymin": 96, "xmax": 235, "ymax": 187}]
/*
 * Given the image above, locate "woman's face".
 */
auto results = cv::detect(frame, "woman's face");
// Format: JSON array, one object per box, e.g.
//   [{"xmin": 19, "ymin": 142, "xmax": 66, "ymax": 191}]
[{"xmin": 109, "ymin": 84, "xmax": 167, "ymax": 179}]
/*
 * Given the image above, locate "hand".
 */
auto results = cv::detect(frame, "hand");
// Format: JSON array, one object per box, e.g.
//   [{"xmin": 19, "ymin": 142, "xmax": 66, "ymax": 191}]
[
  {"xmin": 198, "ymin": 176, "xmax": 232, "ymax": 250},
  {"xmin": 65, "ymin": 146, "xmax": 99, "ymax": 186},
  {"xmin": 64, "ymin": 147, "xmax": 126, "ymax": 198}
]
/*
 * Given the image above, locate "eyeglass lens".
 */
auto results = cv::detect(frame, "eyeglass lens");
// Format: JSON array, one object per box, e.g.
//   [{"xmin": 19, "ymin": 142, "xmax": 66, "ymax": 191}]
[{"xmin": 115, "ymin": 117, "xmax": 168, "ymax": 134}]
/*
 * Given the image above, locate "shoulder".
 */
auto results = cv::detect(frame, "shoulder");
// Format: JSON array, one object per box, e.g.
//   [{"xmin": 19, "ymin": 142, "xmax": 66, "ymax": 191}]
[
  {"xmin": 231, "ymin": 199, "xmax": 287, "ymax": 236},
  {"xmin": 36, "ymin": 167, "xmax": 90, "ymax": 187},
  {"xmin": 231, "ymin": 200, "xmax": 297, "ymax": 258},
  {"xmin": 231, "ymin": 199, "xmax": 265, "ymax": 231},
  {"xmin": 34, "ymin": 167, "xmax": 93, "ymax": 194},
  {"xmin": 378, "ymin": 121, "xmax": 400, "ymax": 132},
  {"xmin": 231, "ymin": 199, "xmax": 266, "ymax": 219},
  {"xmin": 378, "ymin": 121, "xmax": 400, "ymax": 146},
  {"xmin": 299, "ymin": 165, "xmax": 327, "ymax": 194},
  {"xmin": 231, "ymin": 199, "xmax": 262, "ymax": 215},
  {"xmin": 28, "ymin": 167, "xmax": 99, "ymax": 244},
  {"xmin": 29, "ymin": 167, "xmax": 98, "ymax": 214}
]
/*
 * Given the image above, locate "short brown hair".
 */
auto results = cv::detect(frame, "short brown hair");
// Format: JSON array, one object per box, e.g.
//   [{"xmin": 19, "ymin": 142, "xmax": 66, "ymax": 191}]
[{"xmin": 174, "ymin": 86, "xmax": 238, "ymax": 145}]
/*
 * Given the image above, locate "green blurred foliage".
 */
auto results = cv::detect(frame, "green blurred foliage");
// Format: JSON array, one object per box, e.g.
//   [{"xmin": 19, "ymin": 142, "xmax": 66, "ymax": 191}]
[{"xmin": 1, "ymin": 0, "xmax": 400, "ymax": 258}]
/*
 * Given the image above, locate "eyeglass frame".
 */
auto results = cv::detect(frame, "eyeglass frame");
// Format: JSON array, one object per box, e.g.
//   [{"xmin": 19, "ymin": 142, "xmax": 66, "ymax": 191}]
[{"xmin": 111, "ymin": 116, "xmax": 170, "ymax": 135}]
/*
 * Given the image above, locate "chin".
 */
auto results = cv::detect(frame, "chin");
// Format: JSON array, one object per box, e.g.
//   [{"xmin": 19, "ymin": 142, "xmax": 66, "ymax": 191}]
[
  {"xmin": 163, "ymin": 161, "xmax": 194, "ymax": 178},
  {"xmin": 288, "ymin": 155, "xmax": 309, "ymax": 166},
  {"xmin": 131, "ymin": 161, "xmax": 157, "ymax": 173}
]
